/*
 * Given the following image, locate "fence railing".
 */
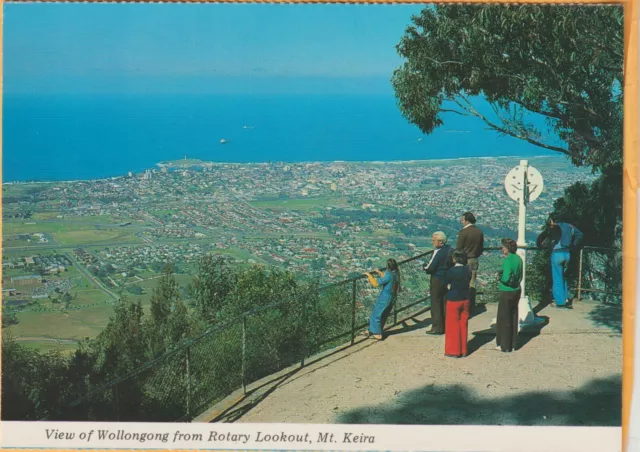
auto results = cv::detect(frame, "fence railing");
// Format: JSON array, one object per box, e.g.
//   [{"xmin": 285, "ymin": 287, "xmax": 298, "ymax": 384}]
[{"xmin": 45, "ymin": 245, "xmax": 620, "ymax": 422}]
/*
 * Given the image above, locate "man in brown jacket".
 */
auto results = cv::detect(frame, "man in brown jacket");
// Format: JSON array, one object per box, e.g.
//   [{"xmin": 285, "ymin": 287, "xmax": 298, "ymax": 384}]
[{"xmin": 456, "ymin": 212, "xmax": 484, "ymax": 312}]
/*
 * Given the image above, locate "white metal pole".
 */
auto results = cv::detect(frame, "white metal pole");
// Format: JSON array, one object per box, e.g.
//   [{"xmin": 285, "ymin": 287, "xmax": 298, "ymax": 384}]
[
  {"xmin": 517, "ymin": 160, "xmax": 539, "ymax": 329},
  {"xmin": 517, "ymin": 160, "xmax": 528, "ymax": 298}
]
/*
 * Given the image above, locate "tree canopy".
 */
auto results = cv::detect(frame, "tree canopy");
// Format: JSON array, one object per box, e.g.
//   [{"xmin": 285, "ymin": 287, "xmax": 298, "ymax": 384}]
[{"xmin": 392, "ymin": 4, "xmax": 623, "ymax": 173}]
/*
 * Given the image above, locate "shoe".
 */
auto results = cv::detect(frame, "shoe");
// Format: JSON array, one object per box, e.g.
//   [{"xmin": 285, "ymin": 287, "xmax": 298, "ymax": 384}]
[
  {"xmin": 556, "ymin": 304, "xmax": 573, "ymax": 310},
  {"xmin": 445, "ymin": 354, "xmax": 460, "ymax": 358},
  {"xmin": 426, "ymin": 330, "xmax": 444, "ymax": 335}
]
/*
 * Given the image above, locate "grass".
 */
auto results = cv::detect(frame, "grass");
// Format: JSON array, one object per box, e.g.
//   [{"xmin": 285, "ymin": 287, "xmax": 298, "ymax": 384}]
[
  {"xmin": 16, "ymin": 340, "xmax": 79, "ymax": 355},
  {"xmin": 2, "ymin": 183, "xmax": 51, "ymax": 197},
  {"xmin": 73, "ymin": 289, "xmax": 112, "ymax": 305},
  {"xmin": 8, "ymin": 305, "xmax": 115, "ymax": 341},
  {"xmin": 2, "ymin": 267, "xmax": 39, "ymax": 278},
  {"xmin": 212, "ymin": 247, "xmax": 256, "ymax": 261},
  {"xmin": 7, "ymin": 270, "xmax": 199, "ymax": 350},
  {"xmin": 2, "ymin": 215, "xmax": 117, "ymax": 236},
  {"xmin": 31, "ymin": 212, "xmax": 63, "ymax": 221},
  {"xmin": 53, "ymin": 230, "xmax": 136, "ymax": 246},
  {"xmin": 2, "ymin": 249, "xmax": 63, "ymax": 259}
]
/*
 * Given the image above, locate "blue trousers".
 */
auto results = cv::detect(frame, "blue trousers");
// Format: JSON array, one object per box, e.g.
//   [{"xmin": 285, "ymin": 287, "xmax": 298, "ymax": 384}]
[
  {"xmin": 369, "ymin": 295, "xmax": 395, "ymax": 334},
  {"xmin": 551, "ymin": 250, "xmax": 570, "ymax": 305}
]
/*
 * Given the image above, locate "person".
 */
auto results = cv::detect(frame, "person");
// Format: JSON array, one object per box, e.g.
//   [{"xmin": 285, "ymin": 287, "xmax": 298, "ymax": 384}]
[
  {"xmin": 423, "ymin": 231, "xmax": 453, "ymax": 335},
  {"xmin": 536, "ymin": 214, "xmax": 584, "ymax": 308},
  {"xmin": 442, "ymin": 249, "xmax": 472, "ymax": 358},
  {"xmin": 456, "ymin": 212, "xmax": 484, "ymax": 312},
  {"xmin": 495, "ymin": 238, "xmax": 523, "ymax": 353},
  {"xmin": 365, "ymin": 258, "xmax": 401, "ymax": 340}
]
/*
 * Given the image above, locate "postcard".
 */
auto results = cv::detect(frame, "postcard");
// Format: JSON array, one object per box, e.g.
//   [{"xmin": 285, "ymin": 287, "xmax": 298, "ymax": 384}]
[{"xmin": 1, "ymin": 1, "xmax": 637, "ymax": 452}]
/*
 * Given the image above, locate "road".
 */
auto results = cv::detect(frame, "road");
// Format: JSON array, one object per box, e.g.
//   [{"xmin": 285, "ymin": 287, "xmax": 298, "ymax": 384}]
[{"xmin": 64, "ymin": 252, "xmax": 118, "ymax": 300}]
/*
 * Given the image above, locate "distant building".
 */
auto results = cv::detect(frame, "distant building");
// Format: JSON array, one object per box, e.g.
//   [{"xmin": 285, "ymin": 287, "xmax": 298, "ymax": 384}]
[{"xmin": 11, "ymin": 275, "xmax": 42, "ymax": 286}]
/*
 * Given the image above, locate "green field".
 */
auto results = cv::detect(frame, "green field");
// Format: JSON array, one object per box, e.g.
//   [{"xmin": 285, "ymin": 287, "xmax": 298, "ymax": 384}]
[
  {"xmin": 53, "ymin": 229, "xmax": 136, "ymax": 246},
  {"xmin": 2, "ymin": 237, "xmax": 47, "ymax": 248},
  {"xmin": 30, "ymin": 212, "xmax": 64, "ymax": 221},
  {"xmin": 2, "ymin": 215, "xmax": 118, "ymax": 236},
  {"xmin": 2, "ymin": 183, "xmax": 52, "ymax": 197},
  {"xmin": 6, "ymin": 272, "xmax": 195, "ymax": 350},
  {"xmin": 72, "ymin": 288, "xmax": 112, "ymax": 305},
  {"xmin": 149, "ymin": 209, "xmax": 175, "ymax": 217},
  {"xmin": 8, "ymin": 304, "xmax": 115, "ymax": 341},
  {"xmin": 19, "ymin": 340, "xmax": 79, "ymax": 355},
  {"xmin": 210, "ymin": 247, "xmax": 256, "ymax": 261}
]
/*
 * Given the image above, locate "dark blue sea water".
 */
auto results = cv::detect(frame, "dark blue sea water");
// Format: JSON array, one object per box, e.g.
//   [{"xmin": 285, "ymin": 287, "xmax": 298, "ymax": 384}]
[{"xmin": 3, "ymin": 93, "xmax": 555, "ymax": 182}]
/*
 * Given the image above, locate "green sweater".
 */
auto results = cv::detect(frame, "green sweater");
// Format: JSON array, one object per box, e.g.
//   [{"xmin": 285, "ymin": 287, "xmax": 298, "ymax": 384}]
[{"xmin": 499, "ymin": 253, "xmax": 523, "ymax": 292}]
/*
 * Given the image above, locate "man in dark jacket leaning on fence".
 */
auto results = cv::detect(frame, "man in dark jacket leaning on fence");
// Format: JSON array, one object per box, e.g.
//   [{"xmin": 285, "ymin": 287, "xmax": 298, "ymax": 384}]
[
  {"xmin": 456, "ymin": 212, "xmax": 484, "ymax": 313},
  {"xmin": 423, "ymin": 231, "xmax": 453, "ymax": 335}
]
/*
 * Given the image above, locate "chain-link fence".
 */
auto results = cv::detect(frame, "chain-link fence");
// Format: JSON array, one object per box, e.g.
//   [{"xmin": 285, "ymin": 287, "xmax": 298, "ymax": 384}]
[
  {"xmin": 576, "ymin": 246, "xmax": 623, "ymax": 303},
  {"xmin": 45, "ymin": 245, "xmax": 620, "ymax": 422}
]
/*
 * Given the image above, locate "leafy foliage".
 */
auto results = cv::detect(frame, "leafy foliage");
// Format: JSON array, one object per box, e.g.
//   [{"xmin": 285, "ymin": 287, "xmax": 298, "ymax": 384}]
[
  {"xmin": 2, "ymin": 256, "xmax": 348, "ymax": 421},
  {"xmin": 190, "ymin": 254, "xmax": 236, "ymax": 322},
  {"xmin": 2, "ymin": 312, "xmax": 19, "ymax": 328},
  {"xmin": 392, "ymin": 4, "xmax": 623, "ymax": 172},
  {"xmin": 392, "ymin": 5, "xmax": 623, "ymax": 301}
]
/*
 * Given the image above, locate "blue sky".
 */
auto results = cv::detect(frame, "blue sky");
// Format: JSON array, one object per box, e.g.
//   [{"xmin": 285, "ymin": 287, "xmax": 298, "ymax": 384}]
[{"xmin": 4, "ymin": 3, "xmax": 426, "ymax": 95}]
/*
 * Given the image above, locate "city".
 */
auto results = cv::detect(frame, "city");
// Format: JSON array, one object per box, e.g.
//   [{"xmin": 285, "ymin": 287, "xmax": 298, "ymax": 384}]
[{"xmin": 2, "ymin": 155, "xmax": 594, "ymax": 351}]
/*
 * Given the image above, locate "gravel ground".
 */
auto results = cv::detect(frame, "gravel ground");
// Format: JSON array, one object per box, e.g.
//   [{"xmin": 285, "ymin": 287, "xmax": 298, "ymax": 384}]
[{"xmin": 196, "ymin": 300, "xmax": 621, "ymax": 426}]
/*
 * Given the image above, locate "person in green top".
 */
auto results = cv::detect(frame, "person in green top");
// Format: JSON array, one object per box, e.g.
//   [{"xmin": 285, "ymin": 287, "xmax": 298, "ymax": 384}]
[{"xmin": 495, "ymin": 238, "xmax": 523, "ymax": 353}]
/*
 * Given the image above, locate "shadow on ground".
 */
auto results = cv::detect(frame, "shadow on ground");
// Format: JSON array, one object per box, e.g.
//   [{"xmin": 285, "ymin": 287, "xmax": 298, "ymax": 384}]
[
  {"xmin": 336, "ymin": 374, "xmax": 621, "ymax": 426},
  {"xmin": 386, "ymin": 317, "xmax": 431, "ymax": 337},
  {"xmin": 469, "ymin": 302, "xmax": 488, "ymax": 319},
  {"xmin": 588, "ymin": 302, "xmax": 622, "ymax": 333}
]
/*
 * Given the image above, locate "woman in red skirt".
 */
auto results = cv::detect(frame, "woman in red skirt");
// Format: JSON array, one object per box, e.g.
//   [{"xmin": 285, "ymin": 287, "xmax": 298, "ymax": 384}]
[{"xmin": 442, "ymin": 249, "xmax": 472, "ymax": 358}]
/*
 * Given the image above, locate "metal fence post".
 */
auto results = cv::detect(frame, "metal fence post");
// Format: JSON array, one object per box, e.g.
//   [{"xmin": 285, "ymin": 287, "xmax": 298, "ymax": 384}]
[
  {"xmin": 577, "ymin": 248, "xmax": 584, "ymax": 302},
  {"xmin": 351, "ymin": 279, "xmax": 357, "ymax": 345},
  {"xmin": 185, "ymin": 346, "xmax": 191, "ymax": 418},
  {"xmin": 300, "ymin": 297, "xmax": 308, "ymax": 368},
  {"xmin": 242, "ymin": 316, "xmax": 247, "ymax": 395},
  {"xmin": 393, "ymin": 297, "xmax": 398, "ymax": 326}
]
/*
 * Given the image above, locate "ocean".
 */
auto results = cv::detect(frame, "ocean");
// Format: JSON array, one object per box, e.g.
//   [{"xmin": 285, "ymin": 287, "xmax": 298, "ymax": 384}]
[{"xmin": 2, "ymin": 93, "xmax": 555, "ymax": 182}]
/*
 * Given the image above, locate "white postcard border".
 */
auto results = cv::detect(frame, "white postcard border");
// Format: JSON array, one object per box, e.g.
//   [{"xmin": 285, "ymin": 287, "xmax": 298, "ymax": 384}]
[{"xmin": 0, "ymin": 422, "xmax": 622, "ymax": 452}]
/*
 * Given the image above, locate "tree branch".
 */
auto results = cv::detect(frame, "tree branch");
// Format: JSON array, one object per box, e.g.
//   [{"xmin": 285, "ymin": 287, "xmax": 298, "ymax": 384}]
[
  {"xmin": 439, "ymin": 108, "xmax": 470, "ymax": 117},
  {"xmin": 446, "ymin": 95, "xmax": 571, "ymax": 156},
  {"xmin": 425, "ymin": 57, "xmax": 464, "ymax": 66}
]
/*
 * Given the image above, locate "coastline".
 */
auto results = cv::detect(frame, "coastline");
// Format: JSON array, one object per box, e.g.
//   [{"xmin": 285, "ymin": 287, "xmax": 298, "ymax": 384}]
[{"xmin": 2, "ymin": 154, "xmax": 565, "ymax": 185}]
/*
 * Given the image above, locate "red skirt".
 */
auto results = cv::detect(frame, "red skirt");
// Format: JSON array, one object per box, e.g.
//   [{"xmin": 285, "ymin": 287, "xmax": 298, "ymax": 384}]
[{"xmin": 444, "ymin": 299, "xmax": 470, "ymax": 357}]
